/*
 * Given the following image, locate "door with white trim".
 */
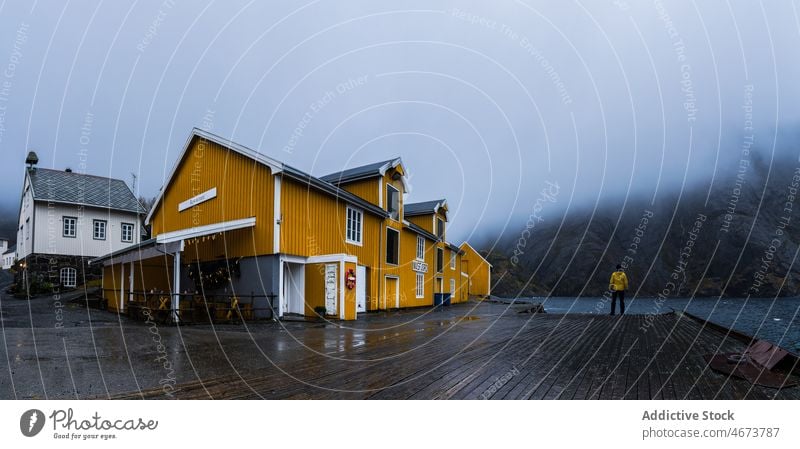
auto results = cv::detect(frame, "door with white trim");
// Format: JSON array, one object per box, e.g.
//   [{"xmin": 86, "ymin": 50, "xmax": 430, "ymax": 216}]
[
  {"xmin": 284, "ymin": 263, "xmax": 305, "ymax": 315},
  {"xmin": 356, "ymin": 265, "xmax": 366, "ymax": 313}
]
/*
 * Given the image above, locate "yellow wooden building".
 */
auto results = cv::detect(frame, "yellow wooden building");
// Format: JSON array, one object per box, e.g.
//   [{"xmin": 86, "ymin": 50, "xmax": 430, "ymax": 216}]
[
  {"xmin": 459, "ymin": 242, "xmax": 492, "ymax": 298},
  {"xmin": 92, "ymin": 129, "xmax": 484, "ymax": 321}
]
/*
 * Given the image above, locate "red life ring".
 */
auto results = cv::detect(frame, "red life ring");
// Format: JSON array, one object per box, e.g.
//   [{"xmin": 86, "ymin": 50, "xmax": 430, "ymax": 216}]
[{"xmin": 345, "ymin": 268, "xmax": 357, "ymax": 290}]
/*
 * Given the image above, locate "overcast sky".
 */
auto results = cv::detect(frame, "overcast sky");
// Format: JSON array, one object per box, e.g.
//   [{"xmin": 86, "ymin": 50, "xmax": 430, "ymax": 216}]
[{"xmin": 1, "ymin": 1, "xmax": 799, "ymax": 243}]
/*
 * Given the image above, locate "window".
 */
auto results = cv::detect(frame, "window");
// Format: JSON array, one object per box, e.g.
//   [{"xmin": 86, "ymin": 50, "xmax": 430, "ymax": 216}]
[
  {"xmin": 416, "ymin": 236, "xmax": 425, "ymax": 260},
  {"xmin": 386, "ymin": 228, "xmax": 399, "ymax": 265},
  {"xmin": 436, "ymin": 247, "xmax": 444, "ymax": 273},
  {"xmin": 121, "ymin": 223, "xmax": 134, "ymax": 243},
  {"xmin": 450, "ymin": 251, "xmax": 456, "ymax": 269},
  {"xmin": 436, "ymin": 217, "xmax": 444, "ymax": 238},
  {"xmin": 345, "ymin": 206, "xmax": 363, "ymax": 245},
  {"xmin": 450, "ymin": 278, "xmax": 456, "ymax": 296},
  {"xmin": 416, "ymin": 272, "xmax": 424, "ymax": 298},
  {"xmin": 63, "ymin": 216, "xmax": 77, "ymax": 238},
  {"xmin": 386, "ymin": 184, "xmax": 399, "ymax": 220},
  {"xmin": 60, "ymin": 267, "xmax": 76, "ymax": 288},
  {"xmin": 93, "ymin": 220, "xmax": 107, "ymax": 240}
]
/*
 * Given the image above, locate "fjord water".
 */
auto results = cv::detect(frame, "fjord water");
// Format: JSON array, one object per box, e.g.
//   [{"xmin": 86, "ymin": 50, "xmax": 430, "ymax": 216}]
[{"xmin": 529, "ymin": 297, "xmax": 800, "ymax": 351}]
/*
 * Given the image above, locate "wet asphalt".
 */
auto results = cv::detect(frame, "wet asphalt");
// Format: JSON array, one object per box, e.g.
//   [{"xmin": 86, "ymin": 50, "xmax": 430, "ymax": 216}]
[{"xmin": 0, "ymin": 273, "xmax": 513, "ymax": 399}]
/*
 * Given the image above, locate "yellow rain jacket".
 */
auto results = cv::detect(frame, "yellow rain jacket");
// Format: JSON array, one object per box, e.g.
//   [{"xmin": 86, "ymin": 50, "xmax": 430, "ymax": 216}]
[{"xmin": 609, "ymin": 271, "xmax": 628, "ymax": 291}]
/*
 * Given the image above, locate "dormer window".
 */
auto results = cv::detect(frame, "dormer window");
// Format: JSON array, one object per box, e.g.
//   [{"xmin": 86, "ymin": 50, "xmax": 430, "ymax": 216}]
[
  {"xmin": 387, "ymin": 184, "xmax": 400, "ymax": 220},
  {"xmin": 436, "ymin": 217, "xmax": 444, "ymax": 238}
]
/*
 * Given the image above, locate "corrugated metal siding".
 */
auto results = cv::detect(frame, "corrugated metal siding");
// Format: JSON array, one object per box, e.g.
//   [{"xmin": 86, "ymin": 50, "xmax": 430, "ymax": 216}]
[{"xmin": 150, "ymin": 137, "xmax": 274, "ymax": 256}]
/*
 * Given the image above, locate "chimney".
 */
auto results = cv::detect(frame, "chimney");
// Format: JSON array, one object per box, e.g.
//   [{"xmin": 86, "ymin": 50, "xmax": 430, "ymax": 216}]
[{"xmin": 25, "ymin": 151, "xmax": 39, "ymax": 168}]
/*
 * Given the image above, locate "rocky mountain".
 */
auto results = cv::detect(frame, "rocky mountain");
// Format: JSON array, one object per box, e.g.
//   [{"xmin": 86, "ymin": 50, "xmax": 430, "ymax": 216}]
[{"xmin": 483, "ymin": 152, "xmax": 800, "ymax": 298}]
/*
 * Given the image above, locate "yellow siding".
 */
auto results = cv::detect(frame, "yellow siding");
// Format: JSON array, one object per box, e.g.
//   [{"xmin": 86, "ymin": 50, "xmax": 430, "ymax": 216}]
[
  {"xmin": 395, "ymin": 228, "xmax": 436, "ymax": 308},
  {"xmin": 149, "ymin": 137, "xmax": 274, "ymax": 257},
  {"xmin": 102, "ymin": 265, "xmax": 121, "ymax": 311},
  {"xmin": 344, "ymin": 261, "xmax": 357, "ymax": 320},
  {"xmin": 461, "ymin": 243, "xmax": 491, "ymax": 297},
  {"xmin": 304, "ymin": 263, "xmax": 326, "ymax": 317},
  {"xmin": 340, "ymin": 178, "xmax": 380, "ymax": 205},
  {"xmin": 407, "ymin": 215, "xmax": 434, "ymax": 234},
  {"xmin": 281, "ymin": 177, "xmax": 386, "ymax": 310}
]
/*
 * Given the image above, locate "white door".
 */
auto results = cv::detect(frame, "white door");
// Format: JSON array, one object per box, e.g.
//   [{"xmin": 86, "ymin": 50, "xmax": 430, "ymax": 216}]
[
  {"xmin": 356, "ymin": 265, "xmax": 366, "ymax": 313},
  {"xmin": 285, "ymin": 263, "xmax": 305, "ymax": 315}
]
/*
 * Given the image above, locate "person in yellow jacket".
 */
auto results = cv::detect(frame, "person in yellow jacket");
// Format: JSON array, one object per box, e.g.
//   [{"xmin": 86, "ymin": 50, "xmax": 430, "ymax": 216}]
[{"xmin": 608, "ymin": 264, "xmax": 629, "ymax": 315}]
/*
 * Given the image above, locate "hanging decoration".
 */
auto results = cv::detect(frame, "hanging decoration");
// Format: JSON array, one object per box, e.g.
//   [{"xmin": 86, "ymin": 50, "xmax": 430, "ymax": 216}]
[{"xmin": 187, "ymin": 257, "xmax": 241, "ymax": 289}]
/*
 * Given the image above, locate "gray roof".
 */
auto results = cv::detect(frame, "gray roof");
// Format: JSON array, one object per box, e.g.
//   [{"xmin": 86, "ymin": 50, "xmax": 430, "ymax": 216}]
[
  {"xmin": 28, "ymin": 168, "xmax": 144, "ymax": 214},
  {"xmin": 404, "ymin": 199, "xmax": 446, "ymax": 216},
  {"xmin": 320, "ymin": 158, "xmax": 401, "ymax": 185},
  {"xmin": 3, "ymin": 244, "xmax": 15, "ymax": 254}
]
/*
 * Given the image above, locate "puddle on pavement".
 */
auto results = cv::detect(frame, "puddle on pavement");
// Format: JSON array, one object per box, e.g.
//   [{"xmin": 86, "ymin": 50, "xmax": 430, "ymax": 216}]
[{"xmin": 425, "ymin": 316, "xmax": 481, "ymax": 327}]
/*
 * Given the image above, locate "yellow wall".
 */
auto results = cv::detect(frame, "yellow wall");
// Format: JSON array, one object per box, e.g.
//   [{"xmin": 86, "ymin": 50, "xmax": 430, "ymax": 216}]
[
  {"xmin": 304, "ymin": 263, "xmax": 326, "ymax": 317},
  {"xmin": 344, "ymin": 262, "xmax": 357, "ymax": 320},
  {"xmin": 340, "ymin": 178, "xmax": 379, "ymax": 205},
  {"xmin": 149, "ymin": 136, "xmax": 275, "ymax": 257},
  {"xmin": 461, "ymin": 243, "xmax": 491, "ymax": 297},
  {"xmin": 102, "ymin": 265, "xmax": 121, "ymax": 311}
]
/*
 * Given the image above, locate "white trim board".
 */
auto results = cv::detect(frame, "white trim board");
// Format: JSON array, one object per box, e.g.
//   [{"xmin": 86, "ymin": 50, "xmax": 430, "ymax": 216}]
[{"xmin": 156, "ymin": 217, "xmax": 256, "ymax": 244}]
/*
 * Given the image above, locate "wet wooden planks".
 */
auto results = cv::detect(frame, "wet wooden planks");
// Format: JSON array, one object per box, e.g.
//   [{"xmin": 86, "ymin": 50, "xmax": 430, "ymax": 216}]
[{"xmin": 110, "ymin": 306, "xmax": 800, "ymax": 400}]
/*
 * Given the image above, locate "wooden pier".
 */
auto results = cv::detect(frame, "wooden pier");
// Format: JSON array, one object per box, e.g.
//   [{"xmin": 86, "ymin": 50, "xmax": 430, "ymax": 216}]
[{"xmin": 111, "ymin": 301, "xmax": 800, "ymax": 400}]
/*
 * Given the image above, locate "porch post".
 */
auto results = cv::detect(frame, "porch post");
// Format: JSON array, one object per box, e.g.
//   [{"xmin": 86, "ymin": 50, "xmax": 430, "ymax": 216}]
[
  {"xmin": 127, "ymin": 260, "xmax": 134, "ymax": 311},
  {"xmin": 120, "ymin": 263, "xmax": 125, "ymax": 312},
  {"xmin": 172, "ymin": 248, "xmax": 181, "ymax": 323}
]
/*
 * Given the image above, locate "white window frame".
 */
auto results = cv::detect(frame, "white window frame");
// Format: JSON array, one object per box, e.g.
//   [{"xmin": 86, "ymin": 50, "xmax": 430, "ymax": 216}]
[
  {"xmin": 450, "ymin": 278, "xmax": 456, "ymax": 296},
  {"xmin": 416, "ymin": 272, "xmax": 424, "ymax": 298},
  {"xmin": 386, "ymin": 184, "xmax": 400, "ymax": 220},
  {"xmin": 60, "ymin": 267, "xmax": 76, "ymax": 288},
  {"xmin": 450, "ymin": 250, "xmax": 456, "ymax": 269},
  {"xmin": 416, "ymin": 236, "xmax": 425, "ymax": 261},
  {"xmin": 63, "ymin": 216, "xmax": 77, "ymax": 238},
  {"xmin": 93, "ymin": 219, "xmax": 107, "ymax": 240},
  {"xmin": 345, "ymin": 206, "xmax": 363, "ymax": 245},
  {"xmin": 121, "ymin": 222, "xmax": 134, "ymax": 243}
]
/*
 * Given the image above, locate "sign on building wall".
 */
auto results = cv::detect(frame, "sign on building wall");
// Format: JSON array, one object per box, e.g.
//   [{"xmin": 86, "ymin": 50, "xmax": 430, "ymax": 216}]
[
  {"xmin": 178, "ymin": 187, "xmax": 217, "ymax": 212},
  {"xmin": 325, "ymin": 264, "xmax": 337, "ymax": 315},
  {"xmin": 412, "ymin": 260, "xmax": 428, "ymax": 273}
]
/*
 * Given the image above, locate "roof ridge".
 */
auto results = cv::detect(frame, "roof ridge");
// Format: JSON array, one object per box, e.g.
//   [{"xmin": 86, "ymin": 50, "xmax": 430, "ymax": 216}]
[{"xmin": 33, "ymin": 167, "xmax": 129, "ymax": 184}]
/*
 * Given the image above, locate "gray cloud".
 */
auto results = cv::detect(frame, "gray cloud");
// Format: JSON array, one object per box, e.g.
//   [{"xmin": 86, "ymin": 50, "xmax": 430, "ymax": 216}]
[{"xmin": 0, "ymin": 0, "xmax": 798, "ymax": 244}]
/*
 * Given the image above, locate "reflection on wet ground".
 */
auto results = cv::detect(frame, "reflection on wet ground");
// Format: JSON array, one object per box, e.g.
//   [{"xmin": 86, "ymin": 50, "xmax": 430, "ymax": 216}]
[{"xmin": 2, "ymin": 288, "xmax": 798, "ymax": 400}]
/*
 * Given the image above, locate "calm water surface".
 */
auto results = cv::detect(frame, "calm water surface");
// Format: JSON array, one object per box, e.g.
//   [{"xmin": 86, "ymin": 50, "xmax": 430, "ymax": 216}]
[{"xmin": 513, "ymin": 296, "xmax": 800, "ymax": 351}]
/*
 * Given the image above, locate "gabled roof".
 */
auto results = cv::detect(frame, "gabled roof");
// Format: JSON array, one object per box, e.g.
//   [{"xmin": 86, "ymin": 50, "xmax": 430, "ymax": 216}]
[
  {"xmin": 459, "ymin": 241, "xmax": 493, "ymax": 267},
  {"xmin": 3, "ymin": 244, "xmax": 15, "ymax": 254},
  {"xmin": 404, "ymin": 199, "xmax": 447, "ymax": 217},
  {"xmin": 145, "ymin": 129, "xmax": 391, "ymax": 225},
  {"xmin": 320, "ymin": 158, "xmax": 402, "ymax": 185},
  {"xmin": 146, "ymin": 128, "xmax": 284, "ymax": 225},
  {"xmin": 27, "ymin": 168, "xmax": 144, "ymax": 214}
]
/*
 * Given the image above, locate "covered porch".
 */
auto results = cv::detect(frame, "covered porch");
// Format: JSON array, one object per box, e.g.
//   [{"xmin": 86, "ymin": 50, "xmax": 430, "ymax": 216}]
[{"xmin": 91, "ymin": 218, "xmax": 278, "ymax": 324}]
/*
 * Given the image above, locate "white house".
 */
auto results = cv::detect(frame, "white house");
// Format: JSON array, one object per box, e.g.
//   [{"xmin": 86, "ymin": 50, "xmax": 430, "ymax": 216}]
[
  {"xmin": 2, "ymin": 244, "xmax": 16, "ymax": 270},
  {"xmin": 16, "ymin": 153, "xmax": 145, "ymax": 289}
]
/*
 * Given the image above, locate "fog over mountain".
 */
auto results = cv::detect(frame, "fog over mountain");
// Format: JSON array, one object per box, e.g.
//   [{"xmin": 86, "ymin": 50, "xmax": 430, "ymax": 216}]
[{"xmin": 483, "ymin": 144, "xmax": 800, "ymax": 299}]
